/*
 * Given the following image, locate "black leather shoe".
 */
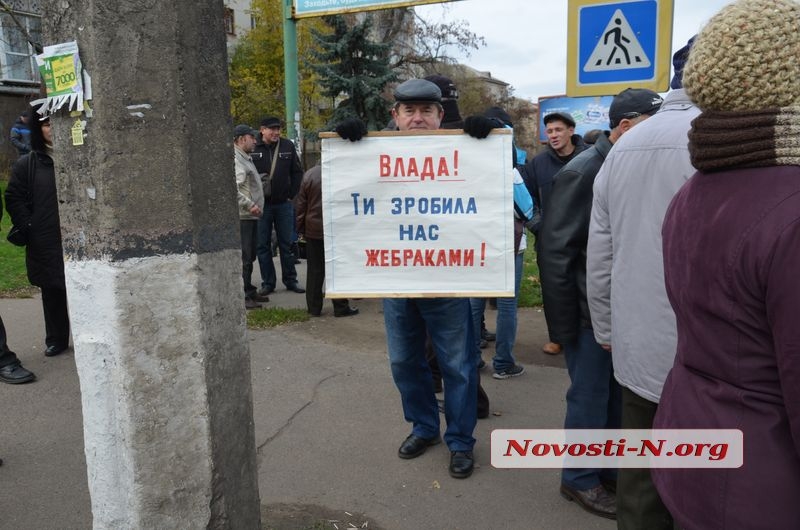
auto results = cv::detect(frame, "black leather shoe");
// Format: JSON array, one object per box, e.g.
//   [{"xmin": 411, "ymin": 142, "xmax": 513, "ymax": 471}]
[
  {"xmin": 258, "ymin": 287, "xmax": 275, "ymax": 296},
  {"xmin": 286, "ymin": 284, "xmax": 306, "ymax": 294},
  {"xmin": 245, "ymin": 298, "xmax": 262, "ymax": 310},
  {"xmin": 0, "ymin": 363, "xmax": 36, "ymax": 384},
  {"xmin": 560, "ymin": 484, "xmax": 617, "ymax": 520},
  {"xmin": 45, "ymin": 344, "xmax": 68, "ymax": 357},
  {"xmin": 449, "ymin": 451, "xmax": 474, "ymax": 479},
  {"xmin": 334, "ymin": 307, "xmax": 359, "ymax": 318},
  {"xmin": 252, "ymin": 292, "xmax": 270, "ymax": 303},
  {"xmin": 398, "ymin": 434, "xmax": 441, "ymax": 459}
]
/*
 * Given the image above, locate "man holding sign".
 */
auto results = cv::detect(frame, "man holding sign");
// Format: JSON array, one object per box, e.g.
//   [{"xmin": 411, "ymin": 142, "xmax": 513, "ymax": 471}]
[{"xmin": 336, "ymin": 79, "xmax": 488, "ymax": 478}]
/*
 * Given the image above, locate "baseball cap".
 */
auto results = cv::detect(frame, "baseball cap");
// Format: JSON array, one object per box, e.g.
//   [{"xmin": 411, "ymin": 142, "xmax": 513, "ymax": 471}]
[
  {"xmin": 394, "ymin": 79, "xmax": 442, "ymax": 104},
  {"xmin": 424, "ymin": 75, "xmax": 458, "ymax": 100},
  {"xmin": 609, "ymin": 88, "xmax": 664, "ymax": 128}
]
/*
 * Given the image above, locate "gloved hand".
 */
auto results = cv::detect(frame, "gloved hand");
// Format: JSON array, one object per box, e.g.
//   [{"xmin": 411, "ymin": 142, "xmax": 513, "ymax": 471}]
[
  {"xmin": 464, "ymin": 116, "xmax": 501, "ymax": 139},
  {"xmin": 335, "ymin": 118, "xmax": 367, "ymax": 142}
]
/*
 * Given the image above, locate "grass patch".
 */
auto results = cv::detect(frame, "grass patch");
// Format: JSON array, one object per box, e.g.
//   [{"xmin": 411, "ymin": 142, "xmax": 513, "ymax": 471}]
[
  {"xmin": 0, "ymin": 181, "xmax": 36, "ymax": 298},
  {"xmin": 247, "ymin": 306, "xmax": 310, "ymax": 329},
  {"xmin": 518, "ymin": 231, "xmax": 542, "ymax": 308}
]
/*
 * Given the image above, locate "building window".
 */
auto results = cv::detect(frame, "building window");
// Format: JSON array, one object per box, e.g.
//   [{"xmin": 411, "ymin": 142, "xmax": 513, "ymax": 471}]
[
  {"xmin": 0, "ymin": 12, "xmax": 41, "ymax": 83},
  {"xmin": 223, "ymin": 7, "xmax": 235, "ymax": 36}
]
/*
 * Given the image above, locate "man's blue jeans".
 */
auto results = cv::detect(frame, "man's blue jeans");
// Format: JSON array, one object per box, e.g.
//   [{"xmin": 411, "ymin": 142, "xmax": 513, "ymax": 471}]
[
  {"xmin": 256, "ymin": 200, "xmax": 298, "ymax": 290},
  {"xmin": 470, "ymin": 251, "xmax": 524, "ymax": 372},
  {"xmin": 561, "ymin": 327, "xmax": 622, "ymax": 489},
  {"xmin": 382, "ymin": 297, "xmax": 477, "ymax": 452}
]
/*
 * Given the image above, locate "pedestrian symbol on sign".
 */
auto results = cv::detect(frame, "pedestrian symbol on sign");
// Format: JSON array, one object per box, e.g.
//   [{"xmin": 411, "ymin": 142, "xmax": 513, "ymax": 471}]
[{"xmin": 584, "ymin": 9, "xmax": 651, "ymax": 72}]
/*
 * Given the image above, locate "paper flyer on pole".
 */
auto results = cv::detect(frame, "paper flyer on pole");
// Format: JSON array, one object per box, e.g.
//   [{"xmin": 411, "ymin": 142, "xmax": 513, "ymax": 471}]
[
  {"xmin": 32, "ymin": 41, "xmax": 87, "ymax": 116},
  {"xmin": 321, "ymin": 130, "xmax": 515, "ymax": 298}
]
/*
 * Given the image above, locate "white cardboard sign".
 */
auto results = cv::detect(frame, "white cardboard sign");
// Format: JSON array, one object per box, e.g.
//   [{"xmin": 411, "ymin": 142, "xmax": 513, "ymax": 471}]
[{"xmin": 321, "ymin": 130, "xmax": 515, "ymax": 298}]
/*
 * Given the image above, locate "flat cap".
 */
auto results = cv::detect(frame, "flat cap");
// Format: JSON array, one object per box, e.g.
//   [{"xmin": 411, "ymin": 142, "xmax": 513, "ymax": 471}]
[
  {"xmin": 543, "ymin": 111, "xmax": 576, "ymax": 128},
  {"xmin": 394, "ymin": 79, "xmax": 442, "ymax": 104},
  {"xmin": 233, "ymin": 124, "xmax": 257, "ymax": 138},
  {"xmin": 260, "ymin": 116, "xmax": 282, "ymax": 128}
]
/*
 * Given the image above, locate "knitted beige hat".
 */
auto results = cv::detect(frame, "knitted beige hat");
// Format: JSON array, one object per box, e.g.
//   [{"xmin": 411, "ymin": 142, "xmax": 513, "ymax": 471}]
[{"xmin": 683, "ymin": 0, "xmax": 800, "ymax": 112}]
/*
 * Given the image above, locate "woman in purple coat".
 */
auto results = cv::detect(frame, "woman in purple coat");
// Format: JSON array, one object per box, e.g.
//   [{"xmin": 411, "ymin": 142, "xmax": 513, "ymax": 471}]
[{"xmin": 653, "ymin": 1, "xmax": 800, "ymax": 528}]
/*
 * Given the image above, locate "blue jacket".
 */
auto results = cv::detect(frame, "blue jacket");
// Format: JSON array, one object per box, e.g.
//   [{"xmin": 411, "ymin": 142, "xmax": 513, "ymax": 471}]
[{"xmin": 10, "ymin": 117, "xmax": 31, "ymax": 156}]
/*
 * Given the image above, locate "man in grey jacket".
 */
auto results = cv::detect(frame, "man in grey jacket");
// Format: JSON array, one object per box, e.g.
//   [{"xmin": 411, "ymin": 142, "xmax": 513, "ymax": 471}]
[
  {"xmin": 233, "ymin": 124, "xmax": 267, "ymax": 310},
  {"xmin": 586, "ymin": 38, "xmax": 697, "ymax": 530}
]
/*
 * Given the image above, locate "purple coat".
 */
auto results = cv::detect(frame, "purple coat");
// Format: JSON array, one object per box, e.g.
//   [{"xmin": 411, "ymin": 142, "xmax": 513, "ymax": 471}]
[{"xmin": 654, "ymin": 165, "xmax": 800, "ymax": 529}]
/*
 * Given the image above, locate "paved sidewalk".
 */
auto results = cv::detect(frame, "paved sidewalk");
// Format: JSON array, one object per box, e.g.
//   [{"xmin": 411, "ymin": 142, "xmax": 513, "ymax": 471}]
[{"xmin": 0, "ymin": 259, "xmax": 614, "ymax": 530}]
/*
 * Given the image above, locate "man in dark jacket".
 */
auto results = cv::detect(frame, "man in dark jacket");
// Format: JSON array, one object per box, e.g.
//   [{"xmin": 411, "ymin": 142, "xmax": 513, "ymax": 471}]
[
  {"xmin": 521, "ymin": 111, "xmax": 588, "ymax": 356},
  {"xmin": 252, "ymin": 116, "xmax": 305, "ymax": 294},
  {"xmin": 294, "ymin": 164, "xmax": 357, "ymax": 317},
  {"xmin": 538, "ymin": 88, "xmax": 662, "ymax": 520},
  {"xmin": 522, "ymin": 112, "xmax": 587, "ymax": 233}
]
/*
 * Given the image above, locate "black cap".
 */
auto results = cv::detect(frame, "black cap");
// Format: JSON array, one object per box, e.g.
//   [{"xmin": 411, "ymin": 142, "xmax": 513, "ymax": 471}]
[
  {"xmin": 394, "ymin": 79, "xmax": 442, "ymax": 104},
  {"xmin": 260, "ymin": 116, "xmax": 282, "ymax": 128},
  {"xmin": 543, "ymin": 111, "xmax": 576, "ymax": 129},
  {"xmin": 424, "ymin": 75, "xmax": 458, "ymax": 100},
  {"xmin": 233, "ymin": 124, "xmax": 257, "ymax": 138},
  {"xmin": 609, "ymin": 88, "xmax": 664, "ymax": 128},
  {"xmin": 485, "ymin": 106, "xmax": 512, "ymax": 127}
]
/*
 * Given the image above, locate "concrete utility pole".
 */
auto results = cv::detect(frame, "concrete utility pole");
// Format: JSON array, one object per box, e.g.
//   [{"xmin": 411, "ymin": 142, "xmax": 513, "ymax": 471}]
[{"xmin": 42, "ymin": 1, "xmax": 261, "ymax": 528}]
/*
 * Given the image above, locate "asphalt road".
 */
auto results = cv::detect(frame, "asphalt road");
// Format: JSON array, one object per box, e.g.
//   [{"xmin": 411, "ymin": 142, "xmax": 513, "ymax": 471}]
[{"xmin": 0, "ymin": 259, "xmax": 613, "ymax": 530}]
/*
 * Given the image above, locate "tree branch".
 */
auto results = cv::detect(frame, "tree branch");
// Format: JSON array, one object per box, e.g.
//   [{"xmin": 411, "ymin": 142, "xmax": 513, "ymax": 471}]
[{"xmin": 0, "ymin": 0, "xmax": 43, "ymax": 53}]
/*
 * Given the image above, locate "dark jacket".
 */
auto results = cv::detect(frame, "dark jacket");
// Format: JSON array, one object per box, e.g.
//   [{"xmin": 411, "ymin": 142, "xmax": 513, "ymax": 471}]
[
  {"xmin": 295, "ymin": 165, "xmax": 323, "ymax": 240},
  {"xmin": 5, "ymin": 151, "xmax": 65, "ymax": 289},
  {"xmin": 520, "ymin": 134, "xmax": 587, "ymax": 233},
  {"xmin": 10, "ymin": 117, "xmax": 31, "ymax": 156},
  {"xmin": 252, "ymin": 136, "xmax": 303, "ymax": 205},
  {"xmin": 538, "ymin": 132, "xmax": 612, "ymax": 345},
  {"xmin": 652, "ymin": 164, "xmax": 800, "ymax": 529}
]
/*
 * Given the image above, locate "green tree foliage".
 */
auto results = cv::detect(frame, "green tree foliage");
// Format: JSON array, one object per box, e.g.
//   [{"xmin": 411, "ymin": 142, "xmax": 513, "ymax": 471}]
[
  {"xmin": 228, "ymin": 0, "xmax": 330, "ymax": 135},
  {"xmin": 311, "ymin": 15, "xmax": 397, "ymax": 131}
]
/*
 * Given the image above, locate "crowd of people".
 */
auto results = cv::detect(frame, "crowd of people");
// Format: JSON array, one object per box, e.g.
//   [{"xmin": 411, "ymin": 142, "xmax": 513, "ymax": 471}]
[
  {"xmin": 333, "ymin": 0, "xmax": 800, "ymax": 527},
  {"xmin": 3, "ymin": 0, "xmax": 800, "ymax": 526}
]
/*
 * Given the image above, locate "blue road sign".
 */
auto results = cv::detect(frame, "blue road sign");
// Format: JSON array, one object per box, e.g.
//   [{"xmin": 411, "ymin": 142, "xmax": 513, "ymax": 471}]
[
  {"xmin": 580, "ymin": 1, "xmax": 656, "ymax": 84},
  {"xmin": 567, "ymin": 0, "xmax": 672, "ymax": 96}
]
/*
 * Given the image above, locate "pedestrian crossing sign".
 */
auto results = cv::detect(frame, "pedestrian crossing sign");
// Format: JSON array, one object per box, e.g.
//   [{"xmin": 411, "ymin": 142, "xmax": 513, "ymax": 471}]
[{"xmin": 566, "ymin": 0, "xmax": 673, "ymax": 97}]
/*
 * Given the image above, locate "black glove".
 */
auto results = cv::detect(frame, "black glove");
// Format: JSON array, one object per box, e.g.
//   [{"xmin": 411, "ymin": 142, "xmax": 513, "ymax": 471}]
[
  {"xmin": 464, "ymin": 116, "xmax": 500, "ymax": 139},
  {"xmin": 335, "ymin": 118, "xmax": 367, "ymax": 142}
]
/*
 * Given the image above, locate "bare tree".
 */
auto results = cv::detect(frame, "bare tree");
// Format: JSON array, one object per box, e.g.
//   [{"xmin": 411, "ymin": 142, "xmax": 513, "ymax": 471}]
[{"xmin": 370, "ymin": 8, "xmax": 486, "ymax": 79}]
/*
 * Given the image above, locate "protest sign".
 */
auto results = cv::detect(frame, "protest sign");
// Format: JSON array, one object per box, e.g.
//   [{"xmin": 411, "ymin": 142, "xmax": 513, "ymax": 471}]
[{"xmin": 321, "ymin": 130, "xmax": 515, "ymax": 298}]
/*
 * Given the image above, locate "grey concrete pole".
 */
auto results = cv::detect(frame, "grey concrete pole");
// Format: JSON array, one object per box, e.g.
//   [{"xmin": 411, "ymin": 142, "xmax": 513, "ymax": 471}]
[{"xmin": 41, "ymin": 1, "xmax": 261, "ymax": 528}]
